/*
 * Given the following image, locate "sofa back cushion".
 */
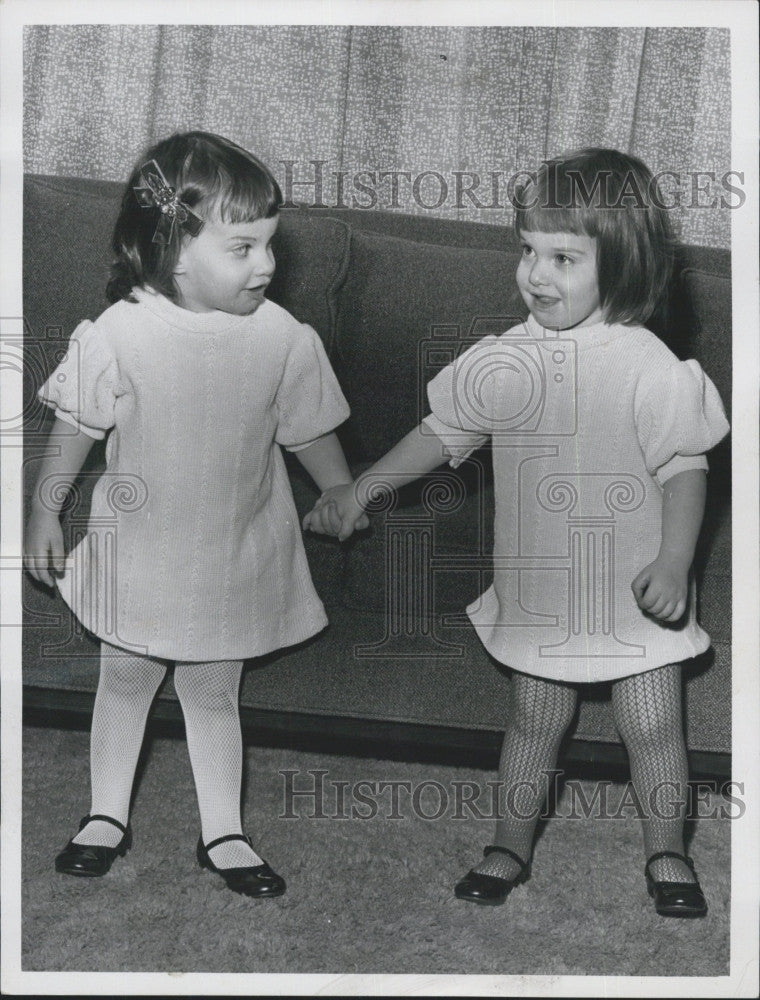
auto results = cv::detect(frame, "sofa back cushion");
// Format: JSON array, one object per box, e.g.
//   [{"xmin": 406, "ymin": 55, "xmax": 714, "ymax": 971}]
[
  {"xmin": 23, "ymin": 177, "xmax": 119, "ymax": 433},
  {"xmin": 334, "ymin": 229, "xmax": 528, "ymax": 461},
  {"xmin": 671, "ymin": 268, "xmax": 732, "ymax": 414},
  {"xmin": 266, "ymin": 210, "xmax": 350, "ymax": 352}
]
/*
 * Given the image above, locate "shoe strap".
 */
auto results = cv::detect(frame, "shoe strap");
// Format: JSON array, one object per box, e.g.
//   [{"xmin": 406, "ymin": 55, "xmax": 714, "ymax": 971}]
[
  {"xmin": 483, "ymin": 844, "xmax": 530, "ymax": 874},
  {"xmin": 204, "ymin": 833, "xmax": 252, "ymax": 852},
  {"xmin": 645, "ymin": 851, "xmax": 695, "ymax": 878},
  {"xmin": 80, "ymin": 813, "xmax": 127, "ymax": 835}
]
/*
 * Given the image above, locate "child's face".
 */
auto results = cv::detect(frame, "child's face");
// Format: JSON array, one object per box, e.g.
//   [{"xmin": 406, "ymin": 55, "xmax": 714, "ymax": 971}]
[
  {"xmin": 173, "ymin": 214, "xmax": 279, "ymax": 315},
  {"xmin": 516, "ymin": 230, "xmax": 603, "ymax": 330}
]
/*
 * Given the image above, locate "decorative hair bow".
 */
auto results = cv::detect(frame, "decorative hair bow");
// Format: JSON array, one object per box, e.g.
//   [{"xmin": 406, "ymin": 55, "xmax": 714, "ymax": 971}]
[{"xmin": 132, "ymin": 159, "xmax": 204, "ymax": 244}]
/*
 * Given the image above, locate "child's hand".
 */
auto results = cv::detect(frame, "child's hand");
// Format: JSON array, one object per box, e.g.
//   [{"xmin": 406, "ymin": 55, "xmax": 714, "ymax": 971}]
[
  {"xmin": 631, "ymin": 557, "xmax": 689, "ymax": 622},
  {"xmin": 24, "ymin": 508, "xmax": 65, "ymax": 588},
  {"xmin": 303, "ymin": 496, "xmax": 344, "ymax": 537},
  {"xmin": 302, "ymin": 483, "xmax": 369, "ymax": 542}
]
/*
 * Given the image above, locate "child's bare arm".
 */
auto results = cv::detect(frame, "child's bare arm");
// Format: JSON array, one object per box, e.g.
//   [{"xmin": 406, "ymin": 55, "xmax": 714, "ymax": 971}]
[
  {"xmin": 306, "ymin": 423, "xmax": 448, "ymax": 541},
  {"xmin": 24, "ymin": 419, "xmax": 96, "ymax": 587},
  {"xmin": 631, "ymin": 468, "xmax": 707, "ymax": 621},
  {"xmin": 293, "ymin": 431, "xmax": 370, "ymax": 537},
  {"xmin": 293, "ymin": 431, "xmax": 353, "ymax": 492}
]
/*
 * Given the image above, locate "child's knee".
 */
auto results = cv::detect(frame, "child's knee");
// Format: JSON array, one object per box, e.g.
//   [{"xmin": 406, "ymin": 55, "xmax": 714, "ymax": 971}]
[
  {"xmin": 613, "ymin": 695, "xmax": 684, "ymax": 751},
  {"xmin": 172, "ymin": 662, "xmax": 241, "ymax": 713},
  {"xmin": 612, "ymin": 665, "xmax": 684, "ymax": 749},
  {"xmin": 100, "ymin": 655, "xmax": 163, "ymax": 697},
  {"xmin": 510, "ymin": 687, "xmax": 575, "ymax": 739},
  {"xmin": 618, "ymin": 714, "xmax": 683, "ymax": 754}
]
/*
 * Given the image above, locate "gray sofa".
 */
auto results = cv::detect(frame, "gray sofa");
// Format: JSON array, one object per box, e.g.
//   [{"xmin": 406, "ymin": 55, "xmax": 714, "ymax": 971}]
[{"xmin": 22, "ymin": 173, "xmax": 732, "ymax": 775}]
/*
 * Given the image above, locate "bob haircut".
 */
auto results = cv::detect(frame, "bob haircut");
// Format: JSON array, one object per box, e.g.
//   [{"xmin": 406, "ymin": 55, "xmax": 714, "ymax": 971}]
[
  {"xmin": 513, "ymin": 148, "xmax": 676, "ymax": 326},
  {"xmin": 107, "ymin": 131, "xmax": 282, "ymax": 304}
]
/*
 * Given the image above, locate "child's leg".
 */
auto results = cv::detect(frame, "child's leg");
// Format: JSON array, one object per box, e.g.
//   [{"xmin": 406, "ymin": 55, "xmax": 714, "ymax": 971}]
[
  {"xmin": 474, "ymin": 671, "xmax": 577, "ymax": 879},
  {"xmin": 173, "ymin": 659, "xmax": 264, "ymax": 869},
  {"xmin": 73, "ymin": 642, "xmax": 167, "ymax": 847},
  {"xmin": 612, "ymin": 663, "xmax": 695, "ymax": 882}
]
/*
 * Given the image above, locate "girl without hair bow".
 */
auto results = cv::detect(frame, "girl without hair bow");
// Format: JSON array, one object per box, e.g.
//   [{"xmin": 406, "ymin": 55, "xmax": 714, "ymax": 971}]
[{"xmin": 133, "ymin": 160, "xmax": 204, "ymax": 244}]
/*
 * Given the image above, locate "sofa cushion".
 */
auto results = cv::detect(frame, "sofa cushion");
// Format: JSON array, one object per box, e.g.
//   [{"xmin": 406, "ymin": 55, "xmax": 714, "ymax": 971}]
[
  {"xmin": 266, "ymin": 211, "xmax": 351, "ymax": 350},
  {"xmin": 22, "ymin": 589, "xmax": 730, "ymax": 755},
  {"xmin": 668, "ymin": 267, "xmax": 732, "ymax": 412},
  {"xmin": 313, "ymin": 204, "xmax": 525, "ymax": 252},
  {"xmin": 334, "ymin": 229, "xmax": 527, "ymax": 462},
  {"xmin": 23, "ymin": 176, "xmax": 121, "ymax": 429},
  {"xmin": 674, "ymin": 268, "xmax": 732, "ymax": 492},
  {"xmin": 652, "ymin": 261, "xmax": 732, "ymax": 486}
]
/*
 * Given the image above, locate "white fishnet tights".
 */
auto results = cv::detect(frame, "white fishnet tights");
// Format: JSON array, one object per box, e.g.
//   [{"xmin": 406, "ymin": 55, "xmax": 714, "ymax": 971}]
[
  {"xmin": 73, "ymin": 643, "xmax": 166, "ymax": 849},
  {"xmin": 174, "ymin": 659, "xmax": 263, "ymax": 869},
  {"xmin": 73, "ymin": 643, "xmax": 263, "ymax": 869}
]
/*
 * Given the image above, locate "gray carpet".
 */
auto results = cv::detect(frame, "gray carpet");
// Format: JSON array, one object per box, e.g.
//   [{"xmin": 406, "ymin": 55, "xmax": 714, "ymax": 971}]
[{"xmin": 20, "ymin": 725, "xmax": 730, "ymax": 979}]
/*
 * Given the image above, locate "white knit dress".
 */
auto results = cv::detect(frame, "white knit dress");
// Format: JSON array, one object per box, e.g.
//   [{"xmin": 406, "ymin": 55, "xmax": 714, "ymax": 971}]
[
  {"xmin": 423, "ymin": 315, "xmax": 729, "ymax": 683},
  {"xmin": 39, "ymin": 287, "xmax": 350, "ymax": 662}
]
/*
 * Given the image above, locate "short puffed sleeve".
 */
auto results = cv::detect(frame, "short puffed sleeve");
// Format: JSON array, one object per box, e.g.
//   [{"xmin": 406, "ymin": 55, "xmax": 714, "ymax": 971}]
[
  {"xmin": 636, "ymin": 359, "xmax": 730, "ymax": 485},
  {"xmin": 424, "ymin": 335, "xmax": 518, "ymax": 467},
  {"xmin": 274, "ymin": 325, "xmax": 350, "ymax": 450},
  {"xmin": 38, "ymin": 320, "xmax": 122, "ymax": 439}
]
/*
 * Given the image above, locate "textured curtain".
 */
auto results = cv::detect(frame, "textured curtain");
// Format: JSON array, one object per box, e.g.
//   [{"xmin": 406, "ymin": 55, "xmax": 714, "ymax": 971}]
[{"xmin": 23, "ymin": 25, "xmax": 731, "ymax": 247}]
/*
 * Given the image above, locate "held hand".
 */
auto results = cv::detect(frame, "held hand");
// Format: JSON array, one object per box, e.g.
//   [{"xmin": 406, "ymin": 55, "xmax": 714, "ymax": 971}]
[
  {"xmin": 302, "ymin": 497, "xmax": 344, "ymax": 537},
  {"xmin": 631, "ymin": 557, "xmax": 689, "ymax": 622},
  {"xmin": 24, "ymin": 508, "xmax": 66, "ymax": 588},
  {"xmin": 302, "ymin": 483, "xmax": 369, "ymax": 542}
]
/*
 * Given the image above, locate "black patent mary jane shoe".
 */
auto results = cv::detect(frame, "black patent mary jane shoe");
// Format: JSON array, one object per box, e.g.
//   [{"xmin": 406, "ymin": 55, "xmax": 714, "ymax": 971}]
[
  {"xmin": 454, "ymin": 845, "xmax": 531, "ymax": 906},
  {"xmin": 197, "ymin": 833, "xmax": 286, "ymax": 899},
  {"xmin": 644, "ymin": 851, "xmax": 707, "ymax": 918},
  {"xmin": 54, "ymin": 814, "xmax": 132, "ymax": 877}
]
